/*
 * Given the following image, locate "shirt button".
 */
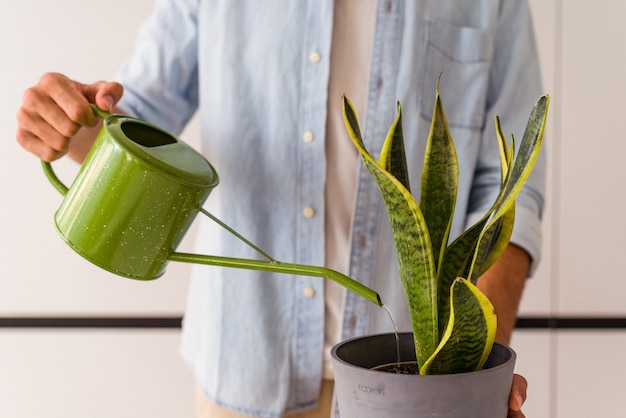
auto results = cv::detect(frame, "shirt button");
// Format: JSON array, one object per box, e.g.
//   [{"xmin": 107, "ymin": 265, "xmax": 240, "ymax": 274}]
[
  {"xmin": 303, "ymin": 287, "xmax": 316, "ymax": 298},
  {"xmin": 309, "ymin": 51, "xmax": 322, "ymax": 64},
  {"xmin": 302, "ymin": 207, "xmax": 315, "ymax": 218},
  {"xmin": 303, "ymin": 131, "xmax": 315, "ymax": 142}
]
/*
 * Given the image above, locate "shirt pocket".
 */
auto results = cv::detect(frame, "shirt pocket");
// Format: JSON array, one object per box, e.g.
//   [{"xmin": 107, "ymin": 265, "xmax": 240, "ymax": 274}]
[{"xmin": 418, "ymin": 19, "xmax": 495, "ymax": 130}]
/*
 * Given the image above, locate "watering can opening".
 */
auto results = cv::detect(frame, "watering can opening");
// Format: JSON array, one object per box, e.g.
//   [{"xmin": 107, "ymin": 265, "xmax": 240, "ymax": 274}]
[{"xmin": 120, "ymin": 121, "xmax": 177, "ymax": 148}]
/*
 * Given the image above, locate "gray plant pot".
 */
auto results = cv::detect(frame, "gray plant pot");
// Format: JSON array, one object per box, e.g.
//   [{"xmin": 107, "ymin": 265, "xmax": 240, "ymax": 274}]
[{"xmin": 331, "ymin": 333, "xmax": 516, "ymax": 418}]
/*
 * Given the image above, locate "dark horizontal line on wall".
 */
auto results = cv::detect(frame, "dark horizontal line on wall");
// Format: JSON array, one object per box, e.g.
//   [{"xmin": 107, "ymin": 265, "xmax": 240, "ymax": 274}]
[
  {"xmin": 0, "ymin": 316, "xmax": 625, "ymax": 329},
  {"xmin": 0, "ymin": 316, "xmax": 183, "ymax": 328},
  {"xmin": 516, "ymin": 316, "xmax": 626, "ymax": 329}
]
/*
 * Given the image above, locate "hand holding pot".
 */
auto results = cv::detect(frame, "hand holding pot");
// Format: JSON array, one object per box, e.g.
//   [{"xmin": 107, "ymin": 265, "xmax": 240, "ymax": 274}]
[
  {"xmin": 16, "ymin": 72, "xmax": 123, "ymax": 162},
  {"xmin": 508, "ymin": 373, "xmax": 528, "ymax": 418}
]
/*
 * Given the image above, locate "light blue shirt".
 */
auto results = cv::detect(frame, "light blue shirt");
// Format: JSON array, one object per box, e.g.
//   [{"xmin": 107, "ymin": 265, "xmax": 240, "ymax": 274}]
[{"xmin": 116, "ymin": 0, "xmax": 544, "ymax": 416}]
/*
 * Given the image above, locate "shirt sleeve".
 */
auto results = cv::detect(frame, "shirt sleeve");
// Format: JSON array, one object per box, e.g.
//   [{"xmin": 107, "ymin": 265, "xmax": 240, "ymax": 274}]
[
  {"xmin": 465, "ymin": 0, "xmax": 546, "ymax": 276},
  {"xmin": 115, "ymin": 0, "xmax": 200, "ymax": 135}
]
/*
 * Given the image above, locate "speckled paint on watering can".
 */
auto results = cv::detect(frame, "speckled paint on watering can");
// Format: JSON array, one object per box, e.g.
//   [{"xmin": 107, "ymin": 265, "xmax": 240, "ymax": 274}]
[
  {"xmin": 42, "ymin": 109, "xmax": 383, "ymax": 307},
  {"xmin": 52, "ymin": 113, "xmax": 218, "ymax": 280}
]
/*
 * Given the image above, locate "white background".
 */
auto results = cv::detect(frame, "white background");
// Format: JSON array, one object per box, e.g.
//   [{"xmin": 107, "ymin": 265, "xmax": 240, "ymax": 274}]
[{"xmin": 1, "ymin": 0, "xmax": 625, "ymax": 416}]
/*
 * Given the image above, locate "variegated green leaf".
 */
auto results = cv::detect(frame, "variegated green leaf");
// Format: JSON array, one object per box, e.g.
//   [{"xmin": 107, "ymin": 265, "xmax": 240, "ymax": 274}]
[
  {"xmin": 468, "ymin": 204, "xmax": 515, "ymax": 283},
  {"xmin": 436, "ymin": 115, "xmax": 514, "ymax": 331},
  {"xmin": 461, "ymin": 116, "xmax": 515, "ymax": 282},
  {"xmin": 420, "ymin": 84, "xmax": 458, "ymax": 273},
  {"xmin": 489, "ymin": 96, "xmax": 548, "ymax": 225},
  {"xmin": 421, "ymin": 278, "xmax": 497, "ymax": 375},
  {"xmin": 343, "ymin": 88, "xmax": 549, "ymax": 377},
  {"xmin": 436, "ymin": 219, "xmax": 486, "ymax": 336},
  {"xmin": 343, "ymin": 96, "xmax": 439, "ymax": 365},
  {"xmin": 468, "ymin": 95, "xmax": 549, "ymax": 281},
  {"xmin": 379, "ymin": 102, "xmax": 411, "ymax": 192},
  {"xmin": 495, "ymin": 116, "xmax": 514, "ymax": 186},
  {"xmin": 440, "ymin": 115, "xmax": 515, "ymax": 280}
]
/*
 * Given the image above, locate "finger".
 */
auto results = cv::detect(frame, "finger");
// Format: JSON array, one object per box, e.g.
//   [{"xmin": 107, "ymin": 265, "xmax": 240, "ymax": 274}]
[
  {"xmin": 16, "ymin": 102, "xmax": 74, "ymax": 162},
  {"xmin": 509, "ymin": 374, "xmax": 528, "ymax": 411},
  {"xmin": 16, "ymin": 125, "xmax": 67, "ymax": 162},
  {"xmin": 21, "ymin": 87, "xmax": 83, "ymax": 140},
  {"xmin": 36, "ymin": 72, "xmax": 98, "ymax": 128},
  {"xmin": 79, "ymin": 80, "xmax": 124, "ymax": 112},
  {"xmin": 507, "ymin": 409, "xmax": 526, "ymax": 418}
]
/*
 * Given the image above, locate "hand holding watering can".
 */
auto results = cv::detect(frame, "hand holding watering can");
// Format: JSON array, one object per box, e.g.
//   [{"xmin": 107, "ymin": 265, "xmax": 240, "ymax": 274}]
[
  {"xmin": 17, "ymin": 73, "xmax": 382, "ymax": 306},
  {"xmin": 17, "ymin": 72, "xmax": 124, "ymax": 163}
]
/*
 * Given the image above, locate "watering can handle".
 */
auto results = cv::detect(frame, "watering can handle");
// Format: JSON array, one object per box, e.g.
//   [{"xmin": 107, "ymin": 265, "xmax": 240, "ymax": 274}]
[
  {"xmin": 41, "ymin": 104, "xmax": 112, "ymax": 196},
  {"xmin": 42, "ymin": 160, "xmax": 69, "ymax": 196},
  {"xmin": 90, "ymin": 104, "xmax": 112, "ymax": 120}
]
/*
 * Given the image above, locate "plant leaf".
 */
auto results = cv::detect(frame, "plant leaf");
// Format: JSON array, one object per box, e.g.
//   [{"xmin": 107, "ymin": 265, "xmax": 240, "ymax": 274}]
[
  {"xmin": 468, "ymin": 204, "xmax": 515, "ymax": 283},
  {"xmin": 420, "ymin": 83, "xmax": 458, "ymax": 273},
  {"xmin": 379, "ymin": 102, "xmax": 411, "ymax": 192},
  {"xmin": 420, "ymin": 278, "xmax": 497, "ymax": 375},
  {"xmin": 496, "ymin": 116, "xmax": 514, "ymax": 184},
  {"xmin": 438, "ymin": 114, "xmax": 515, "ymax": 288},
  {"xmin": 436, "ymin": 218, "xmax": 486, "ymax": 336},
  {"xmin": 343, "ymin": 96, "xmax": 439, "ymax": 366},
  {"xmin": 468, "ymin": 95, "xmax": 549, "ymax": 281},
  {"xmin": 490, "ymin": 95, "xmax": 548, "ymax": 225},
  {"xmin": 461, "ymin": 116, "xmax": 514, "ymax": 282}
]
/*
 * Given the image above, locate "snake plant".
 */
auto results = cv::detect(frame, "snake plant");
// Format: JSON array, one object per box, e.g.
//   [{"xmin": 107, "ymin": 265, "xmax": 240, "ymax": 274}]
[{"xmin": 343, "ymin": 81, "xmax": 549, "ymax": 375}]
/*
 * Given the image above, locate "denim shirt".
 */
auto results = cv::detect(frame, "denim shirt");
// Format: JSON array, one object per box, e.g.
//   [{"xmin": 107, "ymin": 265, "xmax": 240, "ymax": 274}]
[{"xmin": 116, "ymin": 0, "xmax": 544, "ymax": 416}]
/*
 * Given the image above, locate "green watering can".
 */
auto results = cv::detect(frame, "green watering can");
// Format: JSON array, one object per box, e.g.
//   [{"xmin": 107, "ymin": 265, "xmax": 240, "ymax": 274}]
[{"xmin": 42, "ymin": 106, "xmax": 382, "ymax": 306}]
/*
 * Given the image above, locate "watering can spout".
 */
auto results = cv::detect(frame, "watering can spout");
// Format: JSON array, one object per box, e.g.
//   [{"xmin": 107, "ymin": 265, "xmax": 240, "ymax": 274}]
[
  {"xmin": 167, "ymin": 252, "xmax": 383, "ymax": 307},
  {"xmin": 187, "ymin": 208, "xmax": 384, "ymax": 306}
]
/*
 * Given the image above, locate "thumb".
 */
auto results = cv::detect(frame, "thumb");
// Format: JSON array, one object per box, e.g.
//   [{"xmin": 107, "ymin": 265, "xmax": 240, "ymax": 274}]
[
  {"xmin": 509, "ymin": 374, "xmax": 528, "ymax": 411},
  {"xmin": 78, "ymin": 80, "xmax": 124, "ymax": 113}
]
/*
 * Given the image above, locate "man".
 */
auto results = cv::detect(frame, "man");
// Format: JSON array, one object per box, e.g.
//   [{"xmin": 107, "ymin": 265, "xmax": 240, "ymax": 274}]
[{"xmin": 17, "ymin": 1, "xmax": 542, "ymax": 417}]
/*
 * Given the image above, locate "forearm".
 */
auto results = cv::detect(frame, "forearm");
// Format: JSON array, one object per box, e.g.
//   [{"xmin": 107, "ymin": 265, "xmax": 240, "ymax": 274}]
[{"xmin": 476, "ymin": 243, "xmax": 530, "ymax": 345}]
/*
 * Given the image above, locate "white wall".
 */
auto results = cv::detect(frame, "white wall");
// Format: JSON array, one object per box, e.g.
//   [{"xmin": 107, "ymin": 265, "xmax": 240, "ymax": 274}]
[
  {"xmin": 1, "ymin": 0, "xmax": 625, "ymax": 417},
  {"xmin": 514, "ymin": 0, "xmax": 626, "ymax": 416},
  {"xmin": 0, "ymin": 1, "xmax": 196, "ymax": 416}
]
